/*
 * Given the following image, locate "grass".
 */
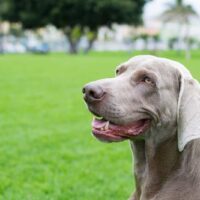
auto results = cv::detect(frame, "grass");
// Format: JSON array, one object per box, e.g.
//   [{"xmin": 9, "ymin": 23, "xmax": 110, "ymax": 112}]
[{"xmin": 0, "ymin": 51, "xmax": 199, "ymax": 200}]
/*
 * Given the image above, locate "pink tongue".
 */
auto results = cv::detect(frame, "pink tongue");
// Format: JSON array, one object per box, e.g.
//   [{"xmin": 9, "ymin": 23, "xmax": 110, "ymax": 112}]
[
  {"xmin": 92, "ymin": 118, "xmax": 145, "ymax": 132},
  {"xmin": 92, "ymin": 119, "xmax": 107, "ymax": 128}
]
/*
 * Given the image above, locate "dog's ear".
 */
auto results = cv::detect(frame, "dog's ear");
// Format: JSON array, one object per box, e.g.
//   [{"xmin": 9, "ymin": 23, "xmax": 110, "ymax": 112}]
[{"xmin": 178, "ymin": 75, "xmax": 200, "ymax": 151}]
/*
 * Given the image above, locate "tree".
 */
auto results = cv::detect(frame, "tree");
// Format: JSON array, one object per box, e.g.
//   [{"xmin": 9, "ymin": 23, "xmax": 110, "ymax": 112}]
[
  {"xmin": 151, "ymin": 34, "xmax": 160, "ymax": 53},
  {"xmin": 161, "ymin": 0, "xmax": 198, "ymax": 59},
  {"xmin": 0, "ymin": 0, "xmax": 57, "ymax": 53},
  {"xmin": 49, "ymin": 0, "xmax": 150, "ymax": 53},
  {"xmin": 0, "ymin": 0, "xmax": 150, "ymax": 54},
  {"xmin": 0, "ymin": 0, "xmax": 9, "ymax": 53},
  {"xmin": 168, "ymin": 37, "xmax": 178, "ymax": 50},
  {"xmin": 140, "ymin": 33, "xmax": 149, "ymax": 50},
  {"xmin": 0, "ymin": 0, "xmax": 55, "ymax": 29}
]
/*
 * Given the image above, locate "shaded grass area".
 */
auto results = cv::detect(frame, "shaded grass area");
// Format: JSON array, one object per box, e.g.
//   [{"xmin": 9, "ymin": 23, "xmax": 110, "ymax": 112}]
[{"xmin": 0, "ymin": 51, "xmax": 199, "ymax": 199}]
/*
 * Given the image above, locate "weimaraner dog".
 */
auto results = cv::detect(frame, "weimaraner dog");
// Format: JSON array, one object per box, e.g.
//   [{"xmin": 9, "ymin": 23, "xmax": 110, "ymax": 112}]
[{"xmin": 82, "ymin": 55, "xmax": 200, "ymax": 200}]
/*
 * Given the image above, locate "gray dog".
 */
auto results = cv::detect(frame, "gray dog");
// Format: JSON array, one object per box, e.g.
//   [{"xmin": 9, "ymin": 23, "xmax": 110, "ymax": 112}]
[{"xmin": 82, "ymin": 55, "xmax": 200, "ymax": 200}]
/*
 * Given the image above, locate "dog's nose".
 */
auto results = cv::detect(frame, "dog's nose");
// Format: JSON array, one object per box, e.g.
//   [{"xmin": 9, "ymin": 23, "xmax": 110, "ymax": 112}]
[{"xmin": 82, "ymin": 84, "xmax": 105, "ymax": 102}]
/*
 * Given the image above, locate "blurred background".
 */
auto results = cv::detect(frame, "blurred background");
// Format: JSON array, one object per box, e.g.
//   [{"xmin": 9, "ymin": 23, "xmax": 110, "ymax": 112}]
[
  {"xmin": 0, "ymin": 0, "xmax": 200, "ymax": 57},
  {"xmin": 0, "ymin": 0, "xmax": 199, "ymax": 200}
]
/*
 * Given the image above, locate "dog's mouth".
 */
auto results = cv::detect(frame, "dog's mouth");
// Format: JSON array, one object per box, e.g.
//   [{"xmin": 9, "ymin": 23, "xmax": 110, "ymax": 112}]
[{"xmin": 92, "ymin": 117, "xmax": 150, "ymax": 142}]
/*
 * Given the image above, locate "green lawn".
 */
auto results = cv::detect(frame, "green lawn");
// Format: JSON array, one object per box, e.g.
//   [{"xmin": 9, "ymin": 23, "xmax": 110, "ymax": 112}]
[{"xmin": 0, "ymin": 51, "xmax": 199, "ymax": 200}]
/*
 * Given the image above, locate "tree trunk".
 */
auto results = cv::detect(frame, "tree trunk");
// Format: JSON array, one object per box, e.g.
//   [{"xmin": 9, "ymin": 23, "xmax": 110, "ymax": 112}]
[
  {"xmin": 0, "ymin": 36, "xmax": 3, "ymax": 54},
  {"xmin": 142, "ymin": 38, "xmax": 148, "ymax": 51},
  {"xmin": 84, "ymin": 30, "xmax": 97, "ymax": 54},
  {"xmin": 153, "ymin": 39, "xmax": 158, "ymax": 55},
  {"xmin": 64, "ymin": 27, "xmax": 82, "ymax": 54},
  {"xmin": 84, "ymin": 38, "xmax": 96, "ymax": 54},
  {"xmin": 68, "ymin": 37, "xmax": 78, "ymax": 54},
  {"xmin": 176, "ymin": 24, "xmax": 183, "ymax": 56},
  {"xmin": 184, "ymin": 24, "xmax": 190, "ymax": 60}
]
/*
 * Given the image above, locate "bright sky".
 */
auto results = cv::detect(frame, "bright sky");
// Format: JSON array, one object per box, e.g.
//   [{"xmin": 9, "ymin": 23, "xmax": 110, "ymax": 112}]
[
  {"xmin": 143, "ymin": 0, "xmax": 200, "ymax": 37},
  {"xmin": 144, "ymin": 0, "xmax": 200, "ymax": 22}
]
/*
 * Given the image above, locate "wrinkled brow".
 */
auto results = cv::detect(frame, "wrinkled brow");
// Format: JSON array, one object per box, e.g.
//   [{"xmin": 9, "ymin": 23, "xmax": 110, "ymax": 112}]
[
  {"xmin": 133, "ymin": 69, "xmax": 158, "ymax": 82},
  {"xmin": 116, "ymin": 65, "xmax": 127, "ymax": 75}
]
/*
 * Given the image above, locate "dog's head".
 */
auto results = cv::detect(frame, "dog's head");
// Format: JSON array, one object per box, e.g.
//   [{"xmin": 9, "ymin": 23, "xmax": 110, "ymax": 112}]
[{"xmin": 82, "ymin": 55, "xmax": 200, "ymax": 151}]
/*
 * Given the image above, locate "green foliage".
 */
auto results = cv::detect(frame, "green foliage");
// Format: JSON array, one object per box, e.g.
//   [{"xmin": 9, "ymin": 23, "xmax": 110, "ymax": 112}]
[
  {"xmin": 50, "ymin": 0, "xmax": 150, "ymax": 30},
  {"xmin": 187, "ymin": 37, "xmax": 198, "ymax": 46},
  {"xmin": 140, "ymin": 33, "xmax": 149, "ymax": 41},
  {"xmin": 161, "ymin": 0, "xmax": 198, "ymax": 24},
  {"xmin": 50, "ymin": 0, "xmax": 151, "ymax": 53},
  {"xmin": 151, "ymin": 34, "xmax": 160, "ymax": 42},
  {"xmin": 161, "ymin": 0, "xmax": 198, "ymax": 59},
  {"xmin": 0, "ymin": 0, "xmax": 150, "ymax": 30},
  {"xmin": 9, "ymin": 23, "xmax": 24, "ymax": 37},
  {"xmin": 84, "ymin": 27, "xmax": 97, "ymax": 41},
  {"xmin": 168, "ymin": 37, "xmax": 178, "ymax": 49},
  {"xmin": 65, "ymin": 25, "xmax": 82, "ymax": 43},
  {"xmin": 0, "ymin": 0, "xmax": 150, "ymax": 53},
  {"xmin": 176, "ymin": 0, "xmax": 183, "ymax": 6},
  {"xmin": 0, "ymin": 0, "xmax": 55, "ymax": 29}
]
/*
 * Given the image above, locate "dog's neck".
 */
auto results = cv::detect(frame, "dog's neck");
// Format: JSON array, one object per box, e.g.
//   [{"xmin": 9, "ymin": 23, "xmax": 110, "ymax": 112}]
[
  {"xmin": 130, "ymin": 128, "xmax": 180, "ymax": 200},
  {"xmin": 131, "ymin": 128, "xmax": 200, "ymax": 200}
]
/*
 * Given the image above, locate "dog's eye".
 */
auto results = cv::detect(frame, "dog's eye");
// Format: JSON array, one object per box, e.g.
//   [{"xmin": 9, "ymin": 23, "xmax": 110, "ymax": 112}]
[{"xmin": 142, "ymin": 76, "xmax": 154, "ymax": 85}]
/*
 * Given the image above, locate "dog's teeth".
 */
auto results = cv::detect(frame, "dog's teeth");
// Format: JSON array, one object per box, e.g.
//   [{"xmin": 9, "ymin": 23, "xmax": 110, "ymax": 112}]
[
  {"xmin": 95, "ymin": 116, "xmax": 102, "ymax": 120},
  {"xmin": 101, "ymin": 127, "xmax": 104, "ymax": 131},
  {"xmin": 105, "ymin": 121, "xmax": 110, "ymax": 130}
]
